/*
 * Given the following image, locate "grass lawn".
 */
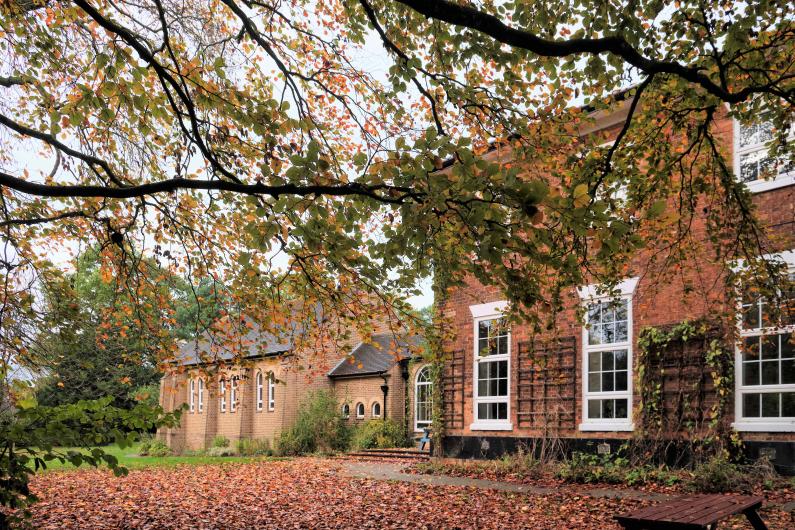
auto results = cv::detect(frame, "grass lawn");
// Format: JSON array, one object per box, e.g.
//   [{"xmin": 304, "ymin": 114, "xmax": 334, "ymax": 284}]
[{"xmin": 36, "ymin": 443, "xmax": 284, "ymax": 472}]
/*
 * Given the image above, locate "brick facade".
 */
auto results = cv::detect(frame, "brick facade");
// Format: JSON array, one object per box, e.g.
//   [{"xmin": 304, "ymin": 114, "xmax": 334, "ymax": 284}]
[
  {"xmin": 158, "ymin": 314, "xmax": 424, "ymax": 451},
  {"xmin": 439, "ymin": 111, "xmax": 795, "ymax": 469}
]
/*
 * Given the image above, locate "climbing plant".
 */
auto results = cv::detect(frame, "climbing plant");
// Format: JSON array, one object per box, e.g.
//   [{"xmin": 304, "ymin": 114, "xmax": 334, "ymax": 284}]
[{"xmin": 635, "ymin": 320, "xmax": 738, "ymax": 466}]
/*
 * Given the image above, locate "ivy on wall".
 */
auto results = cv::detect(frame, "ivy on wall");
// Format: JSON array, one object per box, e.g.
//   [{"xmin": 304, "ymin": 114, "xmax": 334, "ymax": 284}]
[{"xmin": 635, "ymin": 320, "xmax": 740, "ymax": 464}]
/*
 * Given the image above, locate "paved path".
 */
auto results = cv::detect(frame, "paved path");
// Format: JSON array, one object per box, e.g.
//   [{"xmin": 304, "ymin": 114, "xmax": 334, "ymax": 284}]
[{"xmin": 338, "ymin": 461, "xmax": 670, "ymax": 502}]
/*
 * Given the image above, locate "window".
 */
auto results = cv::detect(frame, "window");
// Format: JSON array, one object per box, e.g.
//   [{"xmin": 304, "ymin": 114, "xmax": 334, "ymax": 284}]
[
  {"xmin": 372, "ymin": 402, "xmax": 381, "ymax": 418},
  {"xmin": 189, "ymin": 379, "xmax": 195, "ymax": 413},
  {"xmin": 230, "ymin": 376, "xmax": 239, "ymax": 412},
  {"xmin": 578, "ymin": 278, "xmax": 637, "ymax": 431},
  {"xmin": 342, "ymin": 403, "xmax": 350, "ymax": 418},
  {"xmin": 219, "ymin": 379, "xmax": 227, "ymax": 413},
  {"xmin": 197, "ymin": 378, "xmax": 204, "ymax": 413},
  {"xmin": 470, "ymin": 301, "xmax": 512, "ymax": 430},
  {"xmin": 256, "ymin": 372, "xmax": 264, "ymax": 411},
  {"xmin": 735, "ymin": 251, "xmax": 795, "ymax": 432},
  {"xmin": 415, "ymin": 366, "xmax": 433, "ymax": 432},
  {"xmin": 734, "ymin": 117, "xmax": 794, "ymax": 193},
  {"xmin": 267, "ymin": 375, "xmax": 276, "ymax": 411},
  {"xmin": 355, "ymin": 402, "xmax": 365, "ymax": 418}
]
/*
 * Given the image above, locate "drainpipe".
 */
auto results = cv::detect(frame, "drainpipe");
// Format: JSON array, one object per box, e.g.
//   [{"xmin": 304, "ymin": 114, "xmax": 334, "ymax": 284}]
[
  {"xmin": 379, "ymin": 373, "xmax": 389, "ymax": 420},
  {"xmin": 399, "ymin": 359, "xmax": 410, "ymax": 434}
]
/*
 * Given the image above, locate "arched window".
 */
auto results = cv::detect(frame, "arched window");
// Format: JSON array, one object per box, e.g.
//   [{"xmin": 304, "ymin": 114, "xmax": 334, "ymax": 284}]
[
  {"xmin": 189, "ymin": 379, "xmax": 195, "ymax": 413},
  {"xmin": 268, "ymin": 375, "xmax": 276, "ymax": 411},
  {"xmin": 355, "ymin": 402, "xmax": 365, "ymax": 418},
  {"xmin": 415, "ymin": 366, "xmax": 433, "ymax": 431},
  {"xmin": 230, "ymin": 376, "xmax": 239, "ymax": 412},
  {"xmin": 372, "ymin": 402, "xmax": 381, "ymax": 418},
  {"xmin": 219, "ymin": 379, "xmax": 227, "ymax": 412},
  {"xmin": 256, "ymin": 371, "xmax": 264, "ymax": 411},
  {"xmin": 197, "ymin": 378, "xmax": 204, "ymax": 413},
  {"xmin": 342, "ymin": 403, "xmax": 350, "ymax": 418}
]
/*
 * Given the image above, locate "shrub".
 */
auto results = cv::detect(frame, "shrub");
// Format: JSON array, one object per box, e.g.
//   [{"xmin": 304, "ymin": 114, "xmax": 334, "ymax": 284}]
[
  {"xmin": 351, "ymin": 418, "xmax": 409, "ymax": 450},
  {"xmin": 207, "ymin": 446, "xmax": 236, "ymax": 457},
  {"xmin": 146, "ymin": 440, "xmax": 171, "ymax": 457},
  {"xmin": 276, "ymin": 390, "xmax": 350, "ymax": 455},
  {"xmin": 212, "ymin": 435, "xmax": 230, "ymax": 448},
  {"xmin": 687, "ymin": 455, "xmax": 745, "ymax": 493},
  {"xmin": 556, "ymin": 452, "xmax": 627, "ymax": 484},
  {"xmin": 237, "ymin": 437, "xmax": 272, "ymax": 456},
  {"xmin": 138, "ymin": 439, "xmax": 152, "ymax": 456}
]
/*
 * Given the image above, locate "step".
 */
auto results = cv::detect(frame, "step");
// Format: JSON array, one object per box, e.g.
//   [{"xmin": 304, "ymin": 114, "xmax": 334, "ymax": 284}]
[
  {"xmin": 356, "ymin": 448, "xmax": 430, "ymax": 456},
  {"xmin": 342, "ymin": 449, "xmax": 430, "ymax": 462}
]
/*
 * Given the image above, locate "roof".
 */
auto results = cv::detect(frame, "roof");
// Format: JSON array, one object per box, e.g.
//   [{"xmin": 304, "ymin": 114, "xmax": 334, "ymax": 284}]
[
  {"xmin": 327, "ymin": 333, "xmax": 424, "ymax": 378},
  {"xmin": 176, "ymin": 323, "xmax": 292, "ymax": 366}
]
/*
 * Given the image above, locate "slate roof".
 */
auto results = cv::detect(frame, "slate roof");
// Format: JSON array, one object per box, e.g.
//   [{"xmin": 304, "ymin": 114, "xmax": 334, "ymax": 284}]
[
  {"xmin": 327, "ymin": 333, "xmax": 424, "ymax": 378},
  {"xmin": 176, "ymin": 323, "xmax": 292, "ymax": 366}
]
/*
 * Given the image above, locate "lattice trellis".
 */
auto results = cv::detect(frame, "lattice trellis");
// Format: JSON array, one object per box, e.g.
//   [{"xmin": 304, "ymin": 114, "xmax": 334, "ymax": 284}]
[
  {"xmin": 516, "ymin": 336, "xmax": 577, "ymax": 431},
  {"xmin": 441, "ymin": 349, "xmax": 466, "ymax": 429}
]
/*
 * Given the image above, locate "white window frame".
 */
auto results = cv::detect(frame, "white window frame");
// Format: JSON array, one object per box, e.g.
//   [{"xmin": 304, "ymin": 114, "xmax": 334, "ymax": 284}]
[
  {"xmin": 469, "ymin": 301, "xmax": 512, "ymax": 431},
  {"xmin": 733, "ymin": 249, "xmax": 795, "ymax": 432},
  {"xmin": 342, "ymin": 403, "xmax": 350, "ymax": 418},
  {"xmin": 197, "ymin": 378, "xmax": 204, "ymax": 413},
  {"xmin": 255, "ymin": 371, "xmax": 264, "ymax": 411},
  {"xmin": 267, "ymin": 375, "xmax": 276, "ymax": 411},
  {"xmin": 577, "ymin": 278, "xmax": 638, "ymax": 432},
  {"xmin": 371, "ymin": 402, "xmax": 381, "ymax": 418},
  {"xmin": 219, "ymin": 379, "xmax": 227, "ymax": 413},
  {"xmin": 230, "ymin": 376, "xmax": 239, "ymax": 412},
  {"xmin": 355, "ymin": 402, "xmax": 365, "ymax": 419},
  {"xmin": 414, "ymin": 366, "xmax": 433, "ymax": 432},
  {"xmin": 733, "ymin": 118, "xmax": 794, "ymax": 194},
  {"xmin": 189, "ymin": 379, "xmax": 195, "ymax": 413}
]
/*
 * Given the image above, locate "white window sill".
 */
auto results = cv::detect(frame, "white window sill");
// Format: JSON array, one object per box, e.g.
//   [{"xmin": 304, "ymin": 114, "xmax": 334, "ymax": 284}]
[
  {"xmin": 469, "ymin": 422, "xmax": 513, "ymax": 431},
  {"xmin": 579, "ymin": 422, "xmax": 634, "ymax": 432},
  {"xmin": 732, "ymin": 421, "xmax": 795, "ymax": 433},
  {"xmin": 744, "ymin": 175, "xmax": 794, "ymax": 194}
]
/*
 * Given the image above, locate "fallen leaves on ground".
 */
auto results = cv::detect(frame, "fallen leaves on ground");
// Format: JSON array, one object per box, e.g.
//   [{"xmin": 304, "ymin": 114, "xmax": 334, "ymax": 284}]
[{"xmin": 21, "ymin": 458, "xmax": 794, "ymax": 529}]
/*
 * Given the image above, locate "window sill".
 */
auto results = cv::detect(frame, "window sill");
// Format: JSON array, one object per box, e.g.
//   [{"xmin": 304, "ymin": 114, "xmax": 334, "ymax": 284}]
[
  {"xmin": 469, "ymin": 421, "xmax": 513, "ymax": 431},
  {"xmin": 578, "ymin": 422, "xmax": 634, "ymax": 432},
  {"xmin": 744, "ymin": 176, "xmax": 794, "ymax": 194},
  {"xmin": 732, "ymin": 421, "xmax": 795, "ymax": 433}
]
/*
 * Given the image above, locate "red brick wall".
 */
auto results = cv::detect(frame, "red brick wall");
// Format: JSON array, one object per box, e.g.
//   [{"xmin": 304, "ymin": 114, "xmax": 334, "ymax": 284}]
[{"xmin": 441, "ymin": 112, "xmax": 795, "ymax": 443}]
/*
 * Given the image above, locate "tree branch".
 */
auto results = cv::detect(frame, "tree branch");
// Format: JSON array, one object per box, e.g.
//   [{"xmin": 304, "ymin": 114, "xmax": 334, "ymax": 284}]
[
  {"xmin": 392, "ymin": 0, "xmax": 787, "ymax": 104},
  {"xmin": 0, "ymin": 169, "xmax": 420, "ymax": 204}
]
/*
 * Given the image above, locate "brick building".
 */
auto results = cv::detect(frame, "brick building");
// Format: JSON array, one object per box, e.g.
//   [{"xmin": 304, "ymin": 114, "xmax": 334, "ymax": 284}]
[
  {"xmin": 158, "ymin": 323, "xmax": 429, "ymax": 452},
  {"xmin": 438, "ymin": 106, "xmax": 795, "ymax": 472}
]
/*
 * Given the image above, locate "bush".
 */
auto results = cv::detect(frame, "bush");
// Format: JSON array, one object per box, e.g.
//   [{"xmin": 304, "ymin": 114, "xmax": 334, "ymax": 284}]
[
  {"xmin": 687, "ymin": 455, "xmax": 745, "ymax": 493},
  {"xmin": 276, "ymin": 390, "xmax": 350, "ymax": 455},
  {"xmin": 351, "ymin": 419, "xmax": 409, "ymax": 450},
  {"xmin": 146, "ymin": 440, "xmax": 171, "ymax": 457},
  {"xmin": 207, "ymin": 446, "xmax": 236, "ymax": 457},
  {"xmin": 556, "ymin": 451, "xmax": 681, "ymax": 487},
  {"xmin": 138, "ymin": 439, "xmax": 152, "ymax": 456},
  {"xmin": 212, "ymin": 435, "xmax": 230, "ymax": 448},
  {"xmin": 556, "ymin": 452, "xmax": 627, "ymax": 484},
  {"xmin": 237, "ymin": 437, "xmax": 272, "ymax": 456}
]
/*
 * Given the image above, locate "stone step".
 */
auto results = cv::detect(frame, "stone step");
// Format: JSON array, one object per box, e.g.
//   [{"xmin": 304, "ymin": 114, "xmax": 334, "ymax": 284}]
[
  {"xmin": 341, "ymin": 448, "xmax": 430, "ymax": 462},
  {"xmin": 355, "ymin": 447, "xmax": 430, "ymax": 456}
]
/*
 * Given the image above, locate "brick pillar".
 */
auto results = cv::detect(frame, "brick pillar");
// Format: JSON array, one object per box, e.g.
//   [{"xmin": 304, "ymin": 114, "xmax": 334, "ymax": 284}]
[
  {"xmin": 158, "ymin": 373, "xmax": 188, "ymax": 452},
  {"xmin": 238, "ymin": 368, "xmax": 254, "ymax": 441},
  {"xmin": 203, "ymin": 380, "xmax": 219, "ymax": 450}
]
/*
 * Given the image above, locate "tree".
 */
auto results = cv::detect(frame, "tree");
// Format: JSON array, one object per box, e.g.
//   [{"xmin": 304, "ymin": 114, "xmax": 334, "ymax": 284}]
[
  {"xmin": 0, "ymin": 0, "xmax": 792, "ymax": 515},
  {"xmin": 0, "ymin": 2, "xmax": 790, "ymax": 341}
]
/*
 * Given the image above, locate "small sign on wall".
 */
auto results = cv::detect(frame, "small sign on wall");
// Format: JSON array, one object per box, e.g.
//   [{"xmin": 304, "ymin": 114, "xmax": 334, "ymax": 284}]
[
  {"xmin": 758, "ymin": 447, "xmax": 776, "ymax": 460},
  {"xmin": 597, "ymin": 443, "xmax": 611, "ymax": 455}
]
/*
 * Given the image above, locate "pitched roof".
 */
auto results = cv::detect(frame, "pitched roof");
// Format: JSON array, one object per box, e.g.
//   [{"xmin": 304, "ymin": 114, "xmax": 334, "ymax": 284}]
[
  {"xmin": 176, "ymin": 323, "xmax": 292, "ymax": 366},
  {"xmin": 327, "ymin": 333, "xmax": 423, "ymax": 378}
]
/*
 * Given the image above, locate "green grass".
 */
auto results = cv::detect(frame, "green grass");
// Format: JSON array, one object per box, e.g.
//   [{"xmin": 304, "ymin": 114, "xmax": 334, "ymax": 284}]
[{"xmin": 35, "ymin": 443, "xmax": 287, "ymax": 473}]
